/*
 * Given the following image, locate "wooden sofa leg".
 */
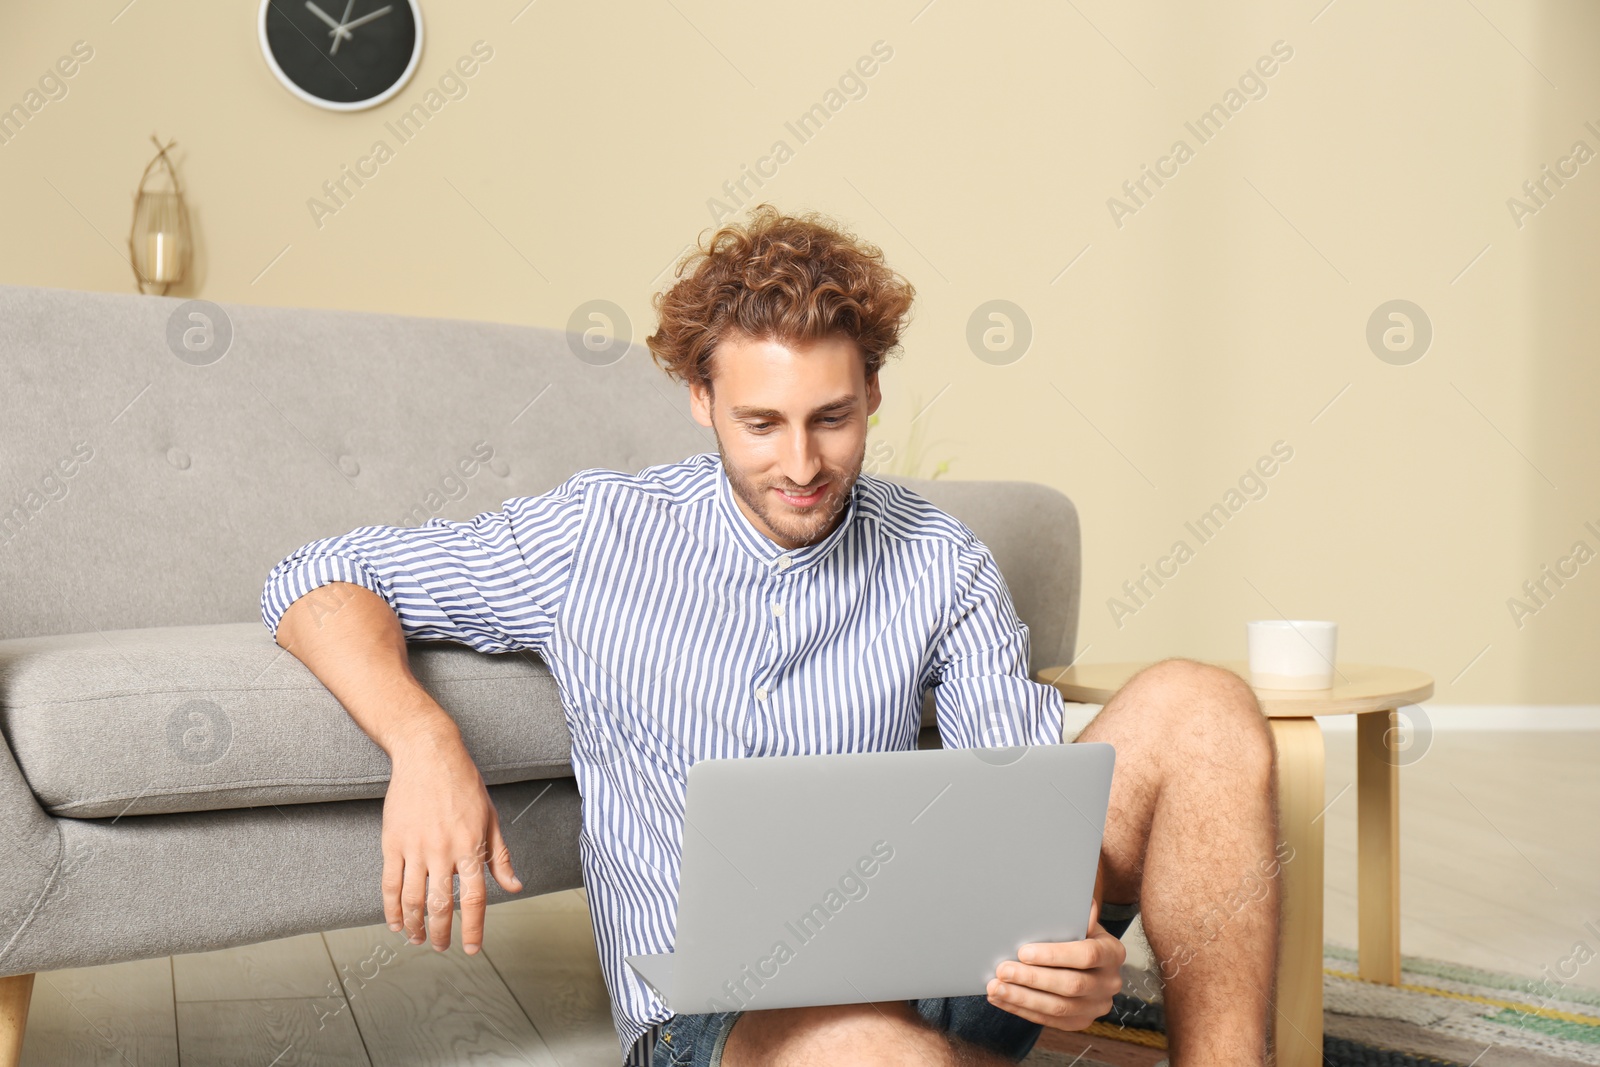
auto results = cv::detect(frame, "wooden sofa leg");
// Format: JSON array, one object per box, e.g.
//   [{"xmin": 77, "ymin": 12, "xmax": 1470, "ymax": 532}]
[{"xmin": 0, "ymin": 973, "xmax": 34, "ymax": 1067}]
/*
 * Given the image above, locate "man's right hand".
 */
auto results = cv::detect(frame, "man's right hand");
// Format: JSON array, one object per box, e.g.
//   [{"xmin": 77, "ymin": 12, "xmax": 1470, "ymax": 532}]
[
  {"xmin": 381, "ymin": 718, "xmax": 523, "ymax": 954},
  {"xmin": 273, "ymin": 583, "xmax": 524, "ymax": 956}
]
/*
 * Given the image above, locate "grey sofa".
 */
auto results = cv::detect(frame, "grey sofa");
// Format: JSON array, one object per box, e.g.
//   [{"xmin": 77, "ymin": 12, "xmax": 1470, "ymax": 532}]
[{"xmin": 0, "ymin": 281, "xmax": 1082, "ymax": 1061}]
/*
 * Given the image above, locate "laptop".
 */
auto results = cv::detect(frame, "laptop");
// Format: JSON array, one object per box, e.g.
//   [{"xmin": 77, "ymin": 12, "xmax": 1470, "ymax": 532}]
[{"xmin": 626, "ymin": 741, "xmax": 1115, "ymax": 1014}]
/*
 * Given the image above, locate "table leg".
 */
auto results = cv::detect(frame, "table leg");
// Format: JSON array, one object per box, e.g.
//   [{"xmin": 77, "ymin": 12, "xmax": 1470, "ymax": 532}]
[
  {"xmin": 1269, "ymin": 717, "xmax": 1324, "ymax": 1067},
  {"xmin": 1357, "ymin": 708, "xmax": 1402, "ymax": 984}
]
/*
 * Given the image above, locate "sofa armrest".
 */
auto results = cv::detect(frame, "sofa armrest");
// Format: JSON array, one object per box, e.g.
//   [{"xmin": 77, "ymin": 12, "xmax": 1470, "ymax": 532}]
[{"xmin": 0, "ymin": 726, "xmax": 60, "ymax": 974}]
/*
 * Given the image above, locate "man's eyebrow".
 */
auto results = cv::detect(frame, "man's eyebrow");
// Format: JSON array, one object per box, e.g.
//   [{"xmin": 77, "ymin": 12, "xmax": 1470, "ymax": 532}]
[{"xmin": 729, "ymin": 395, "xmax": 858, "ymax": 420}]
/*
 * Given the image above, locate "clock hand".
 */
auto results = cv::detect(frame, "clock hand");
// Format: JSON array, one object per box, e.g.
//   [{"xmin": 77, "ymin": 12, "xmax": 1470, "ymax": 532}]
[
  {"xmin": 329, "ymin": 0, "xmax": 357, "ymax": 54},
  {"xmin": 336, "ymin": 4, "xmax": 394, "ymax": 33},
  {"xmin": 303, "ymin": 1, "xmax": 345, "ymax": 32}
]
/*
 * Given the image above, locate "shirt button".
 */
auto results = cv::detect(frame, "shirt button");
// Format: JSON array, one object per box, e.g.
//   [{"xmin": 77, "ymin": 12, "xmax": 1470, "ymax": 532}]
[
  {"xmin": 755, "ymin": 686, "xmax": 768, "ymax": 702},
  {"xmin": 771, "ymin": 603, "xmax": 784, "ymax": 617},
  {"xmin": 776, "ymin": 555, "xmax": 793, "ymax": 571}
]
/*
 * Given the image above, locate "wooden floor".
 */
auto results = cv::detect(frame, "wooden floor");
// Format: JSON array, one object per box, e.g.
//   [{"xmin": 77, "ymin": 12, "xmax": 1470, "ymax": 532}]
[
  {"xmin": 18, "ymin": 729, "xmax": 1600, "ymax": 1066},
  {"xmin": 1321, "ymin": 725, "xmax": 1599, "ymax": 982}
]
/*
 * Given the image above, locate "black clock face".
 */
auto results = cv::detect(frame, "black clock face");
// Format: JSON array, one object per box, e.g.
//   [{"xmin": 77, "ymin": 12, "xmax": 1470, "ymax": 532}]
[{"xmin": 262, "ymin": 0, "xmax": 419, "ymax": 108}]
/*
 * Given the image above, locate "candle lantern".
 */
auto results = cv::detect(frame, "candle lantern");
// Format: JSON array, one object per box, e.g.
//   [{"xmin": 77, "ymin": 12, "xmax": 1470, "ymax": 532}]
[{"xmin": 128, "ymin": 135, "xmax": 191, "ymax": 295}]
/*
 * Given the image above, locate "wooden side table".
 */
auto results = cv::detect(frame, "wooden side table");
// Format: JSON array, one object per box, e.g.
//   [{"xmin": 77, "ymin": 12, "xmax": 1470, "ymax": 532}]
[{"xmin": 1035, "ymin": 661, "xmax": 1434, "ymax": 1067}]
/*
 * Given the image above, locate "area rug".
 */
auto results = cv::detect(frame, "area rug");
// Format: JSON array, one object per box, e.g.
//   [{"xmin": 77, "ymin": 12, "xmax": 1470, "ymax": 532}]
[{"xmin": 1021, "ymin": 943, "xmax": 1600, "ymax": 1067}]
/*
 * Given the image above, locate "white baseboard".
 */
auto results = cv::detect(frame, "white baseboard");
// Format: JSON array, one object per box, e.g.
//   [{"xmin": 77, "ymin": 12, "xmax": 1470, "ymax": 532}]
[{"xmin": 1314, "ymin": 705, "xmax": 1600, "ymax": 731}]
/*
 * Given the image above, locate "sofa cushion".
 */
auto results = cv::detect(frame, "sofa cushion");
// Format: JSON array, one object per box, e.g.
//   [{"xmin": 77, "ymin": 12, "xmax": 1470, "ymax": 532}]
[{"xmin": 0, "ymin": 623, "xmax": 572, "ymax": 818}]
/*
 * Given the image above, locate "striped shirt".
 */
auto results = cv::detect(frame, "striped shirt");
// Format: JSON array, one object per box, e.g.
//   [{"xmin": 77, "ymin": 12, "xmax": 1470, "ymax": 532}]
[{"xmin": 260, "ymin": 450, "xmax": 1065, "ymax": 1064}]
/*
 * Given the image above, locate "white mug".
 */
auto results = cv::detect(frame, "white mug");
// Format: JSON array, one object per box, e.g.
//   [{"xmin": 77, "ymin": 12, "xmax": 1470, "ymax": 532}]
[{"xmin": 1246, "ymin": 620, "xmax": 1337, "ymax": 690}]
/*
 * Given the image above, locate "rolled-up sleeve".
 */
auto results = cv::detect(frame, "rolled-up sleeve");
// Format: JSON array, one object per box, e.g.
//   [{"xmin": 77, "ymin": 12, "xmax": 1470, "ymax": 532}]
[
  {"xmin": 927, "ymin": 537, "xmax": 1065, "ymax": 749},
  {"xmin": 259, "ymin": 471, "xmax": 591, "ymax": 655}
]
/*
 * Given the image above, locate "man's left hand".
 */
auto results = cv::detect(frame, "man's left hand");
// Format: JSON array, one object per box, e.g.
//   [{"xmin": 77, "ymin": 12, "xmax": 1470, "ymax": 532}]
[{"xmin": 985, "ymin": 898, "xmax": 1126, "ymax": 1031}]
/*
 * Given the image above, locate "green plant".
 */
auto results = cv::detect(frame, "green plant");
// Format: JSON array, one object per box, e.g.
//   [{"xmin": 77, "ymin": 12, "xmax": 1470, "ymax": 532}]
[{"xmin": 867, "ymin": 397, "xmax": 956, "ymax": 480}]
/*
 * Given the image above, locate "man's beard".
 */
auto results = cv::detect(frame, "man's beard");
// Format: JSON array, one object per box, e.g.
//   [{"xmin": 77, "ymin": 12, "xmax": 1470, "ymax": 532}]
[{"xmin": 713, "ymin": 429, "xmax": 865, "ymax": 548}]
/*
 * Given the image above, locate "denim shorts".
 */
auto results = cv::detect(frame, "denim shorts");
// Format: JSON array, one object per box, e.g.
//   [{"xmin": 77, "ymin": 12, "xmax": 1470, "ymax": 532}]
[{"xmin": 646, "ymin": 905, "xmax": 1138, "ymax": 1067}]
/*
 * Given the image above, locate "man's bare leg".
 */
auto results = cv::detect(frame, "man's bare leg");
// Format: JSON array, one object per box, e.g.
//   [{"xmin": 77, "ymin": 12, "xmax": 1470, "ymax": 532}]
[
  {"xmin": 720, "ymin": 1001, "xmax": 1016, "ymax": 1066},
  {"xmin": 1074, "ymin": 658, "xmax": 1281, "ymax": 1066}
]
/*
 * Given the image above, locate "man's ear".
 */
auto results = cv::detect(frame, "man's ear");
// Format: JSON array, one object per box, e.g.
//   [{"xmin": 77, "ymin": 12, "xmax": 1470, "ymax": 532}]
[
  {"xmin": 689, "ymin": 378, "xmax": 714, "ymax": 428},
  {"xmin": 866, "ymin": 371, "xmax": 882, "ymax": 417}
]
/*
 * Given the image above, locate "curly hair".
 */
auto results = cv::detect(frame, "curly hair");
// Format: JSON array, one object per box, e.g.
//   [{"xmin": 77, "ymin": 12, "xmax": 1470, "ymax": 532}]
[{"xmin": 646, "ymin": 204, "xmax": 916, "ymax": 390}]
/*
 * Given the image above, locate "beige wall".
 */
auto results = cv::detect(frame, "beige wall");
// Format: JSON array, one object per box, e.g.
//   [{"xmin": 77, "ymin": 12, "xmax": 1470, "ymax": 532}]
[{"xmin": 2, "ymin": 1, "xmax": 1595, "ymax": 703}]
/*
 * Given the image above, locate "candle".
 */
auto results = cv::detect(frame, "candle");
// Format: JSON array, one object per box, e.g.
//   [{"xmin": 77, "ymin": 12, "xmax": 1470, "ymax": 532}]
[{"xmin": 146, "ymin": 230, "xmax": 178, "ymax": 282}]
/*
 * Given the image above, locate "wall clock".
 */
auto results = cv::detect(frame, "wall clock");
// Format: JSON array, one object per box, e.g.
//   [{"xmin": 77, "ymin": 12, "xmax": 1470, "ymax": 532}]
[{"xmin": 258, "ymin": 0, "xmax": 423, "ymax": 111}]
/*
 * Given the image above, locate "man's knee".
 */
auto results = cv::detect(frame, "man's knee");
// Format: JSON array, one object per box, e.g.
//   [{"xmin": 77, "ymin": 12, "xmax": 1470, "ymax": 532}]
[
  {"xmin": 724, "ymin": 1001, "xmax": 952, "ymax": 1066},
  {"xmin": 1137, "ymin": 656, "xmax": 1245, "ymax": 692},
  {"xmin": 1132, "ymin": 658, "xmax": 1272, "ymax": 756}
]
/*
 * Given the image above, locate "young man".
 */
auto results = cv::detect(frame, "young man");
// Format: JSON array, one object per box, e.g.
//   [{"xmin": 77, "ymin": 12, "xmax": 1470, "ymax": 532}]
[{"xmin": 261, "ymin": 205, "xmax": 1279, "ymax": 1067}]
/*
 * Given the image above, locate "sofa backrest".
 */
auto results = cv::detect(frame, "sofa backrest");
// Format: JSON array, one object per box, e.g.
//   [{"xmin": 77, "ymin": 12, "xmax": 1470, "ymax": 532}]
[
  {"xmin": 889, "ymin": 476, "xmax": 1081, "ymax": 678},
  {"xmin": 0, "ymin": 283, "xmax": 1078, "ymax": 674}
]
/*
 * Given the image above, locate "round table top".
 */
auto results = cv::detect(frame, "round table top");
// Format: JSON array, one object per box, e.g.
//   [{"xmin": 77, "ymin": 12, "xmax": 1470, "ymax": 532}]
[{"xmin": 1034, "ymin": 661, "xmax": 1434, "ymax": 717}]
